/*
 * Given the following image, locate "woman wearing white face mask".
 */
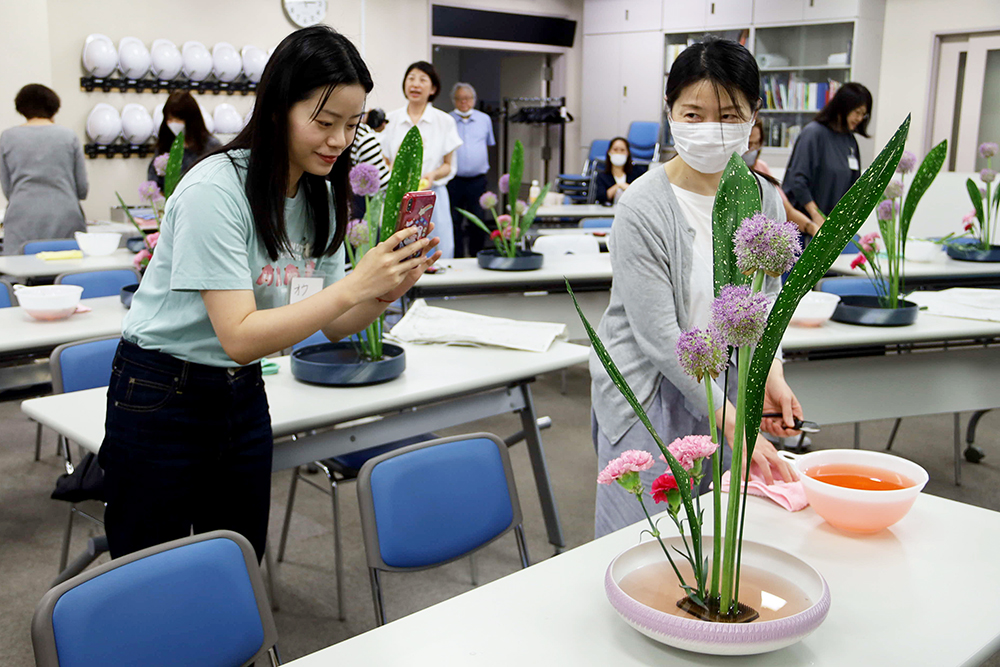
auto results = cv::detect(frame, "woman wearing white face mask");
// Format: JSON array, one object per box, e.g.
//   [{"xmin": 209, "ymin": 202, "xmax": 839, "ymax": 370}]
[
  {"xmin": 591, "ymin": 37, "xmax": 802, "ymax": 537},
  {"xmin": 146, "ymin": 91, "xmax": 221, "ymax": 189},
  {"xmin": 595, "ymin": 137, "xmax": 641, "ymax": 205}
]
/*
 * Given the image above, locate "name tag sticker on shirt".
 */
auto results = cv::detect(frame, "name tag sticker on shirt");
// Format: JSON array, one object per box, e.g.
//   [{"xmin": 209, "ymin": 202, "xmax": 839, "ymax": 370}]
[
  {"xmin": 289, "ymin": 276, "xmax": 324, "ymax": 304},
  {"xmin": 847, "ymin": 155, "xmax": 860, "ymax": 171}
]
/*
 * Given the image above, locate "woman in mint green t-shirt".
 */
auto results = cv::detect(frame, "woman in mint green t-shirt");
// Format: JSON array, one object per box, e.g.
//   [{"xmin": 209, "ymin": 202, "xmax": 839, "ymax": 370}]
[{"xmin": 99, "ymin": 26, "xmax": 441, "ymax": 562}]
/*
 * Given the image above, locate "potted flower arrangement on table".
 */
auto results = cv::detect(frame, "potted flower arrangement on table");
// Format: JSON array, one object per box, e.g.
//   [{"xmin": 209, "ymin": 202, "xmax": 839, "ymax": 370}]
[
  {"xmin": 456, "ymin": 139, "xmax": 551, "ymax": 271},
  {"xmin": 945, "ymin": 142, "xmax": 1000, "ymax": 262},
  {"xmin": 567, "ymin": 115, "xmax": 914, "ymax": 655},
  {"xmin": 289, "ymin": 127, "xmax": 423, "ymax": 387},
  {"xmin": 840, "ymin": 140, "xmax": 947, "ymax": 326}
]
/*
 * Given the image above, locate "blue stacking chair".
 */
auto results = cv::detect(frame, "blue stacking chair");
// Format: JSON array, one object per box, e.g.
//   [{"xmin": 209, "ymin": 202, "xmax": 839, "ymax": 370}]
[
  {"xmin": 841, "ymin": 239, "xmax": 861, "ymax": 254},
  {"xmin": 45, "ymin": 336, "xmax": 119, "ymax": 572},
  {"xmin": 627, "ymin": 121, "xmax": 661, "ymax": 163},
  {"xmin": 32, "ymin": 530, "xmax": 280, "ymax": 667},
  {"xmin": 0, "ymin": 279, "xmax": 14, "ymax": 308},
  {"xmin": 580, "ymin": 217, "xmax": 614, "ymax": 229},
  {"xmin": 21, "ymin": 239, "xmax": 80, "ymax": 255},
  {"xmin": 557, "ymin": 139, "xmax": 611, "ymax": 205},
  {"xmin": 357, "ymin": 433, "xmax": 530, "ymax": 625},
  {"xmin": 586, "ymin": 139, "xmax": 610, "ymax": 174},
  {"xmin": 55, "ymin": 268, "xmax": 141, "ymax": 299},
  {"xmin": 817, "ymin": 276, "xmax": 885, "ymax": 297}
]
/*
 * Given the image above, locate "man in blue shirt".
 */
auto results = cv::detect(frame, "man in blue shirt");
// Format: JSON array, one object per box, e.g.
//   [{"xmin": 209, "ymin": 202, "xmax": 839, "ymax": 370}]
[{"xmin": 448, "ymin": 83, "xmax": 496, "ymax": 257}]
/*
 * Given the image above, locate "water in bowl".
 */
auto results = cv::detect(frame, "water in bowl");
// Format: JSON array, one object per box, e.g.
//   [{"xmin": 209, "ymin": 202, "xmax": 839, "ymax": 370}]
[{"xmin": 805, "ymin": 463, "xmax": 915, "ymax": 491}]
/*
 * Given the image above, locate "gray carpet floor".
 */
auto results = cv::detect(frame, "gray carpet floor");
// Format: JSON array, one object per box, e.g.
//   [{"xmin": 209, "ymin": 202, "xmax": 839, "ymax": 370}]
[{"xmin": 2, "ymin": 363, "xmax": 998, "ymax": 665}]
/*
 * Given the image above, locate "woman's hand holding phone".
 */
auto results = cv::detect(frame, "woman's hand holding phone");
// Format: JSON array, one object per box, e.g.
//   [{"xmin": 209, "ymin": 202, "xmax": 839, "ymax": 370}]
[
  {"xmin": 377, "ymin": 222, "xmax": 442, "ymax": 303},
  {"xmin": 347, "ymin": 227, "xmax": 438, "ymax": 303}
]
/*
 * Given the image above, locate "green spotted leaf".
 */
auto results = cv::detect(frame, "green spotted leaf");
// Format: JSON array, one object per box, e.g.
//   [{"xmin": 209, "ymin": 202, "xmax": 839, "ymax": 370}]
[
  {"xmin": 163, "ymin": 131, "xmax": 185, "ymax": 199},
  {"xmin": 712, "ymin": 154, "xmax": 760, "ymax": 296},
  {"xmin": 380, "ymin": 126, "xmax": 423, "ymax": 243},
  {"xmin": 508, "ymin": 140, "xmax": 524, "ymax": 214}
]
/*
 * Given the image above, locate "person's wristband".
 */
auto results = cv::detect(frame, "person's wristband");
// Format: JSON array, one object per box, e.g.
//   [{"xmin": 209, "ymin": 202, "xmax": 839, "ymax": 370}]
[{"xmin": 376, "ymin": 297, "xmax": 393, "ymax": 304}]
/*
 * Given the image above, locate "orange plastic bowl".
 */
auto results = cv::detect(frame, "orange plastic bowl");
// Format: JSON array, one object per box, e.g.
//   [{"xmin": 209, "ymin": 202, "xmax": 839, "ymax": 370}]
[{"xmin": 781, "ymin": 450, "xmax": 928, "ymax": 533}]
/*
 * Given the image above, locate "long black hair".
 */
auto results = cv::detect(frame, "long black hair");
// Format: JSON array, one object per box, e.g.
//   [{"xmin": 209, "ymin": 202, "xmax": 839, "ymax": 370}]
[
  {"xmin": 208, "ymin": 26, "xmax": 373, "ymax": 261},
  {"xmin": 603, "ymin": 137, "xmax": 633, "ymax": 175},
  {"xmin": 155, "ymin": 91, "xmax": 210, "ymax": 154},
  {"xmin": 665, "ymin": 37, "xmax": 761, "ymax": 120},
  {"xmin": 815, "ymin": 82, "xmax": 872, "ymax": 137}
]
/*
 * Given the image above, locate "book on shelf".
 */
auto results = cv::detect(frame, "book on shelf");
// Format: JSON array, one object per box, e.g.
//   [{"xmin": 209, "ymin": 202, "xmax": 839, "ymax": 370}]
[
  {"xmin": 762, "ymin": 117, "xmax": 802, "ymax": 149},
  {"xmin": 760, "ymin": 75, "xmax": 843, "ymax": 111}
]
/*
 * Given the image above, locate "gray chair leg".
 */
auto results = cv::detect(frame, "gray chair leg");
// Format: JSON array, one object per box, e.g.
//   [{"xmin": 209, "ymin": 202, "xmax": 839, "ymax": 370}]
[
  {"xmin": 35, "ymin": 422, "xmax": 43, "ymax": 461},
  {"xmin": 277, "ymin": 467, "xmax": 300, "ymax": 562},
  {"xmin": 853, "ymin": 422, "xmax": 861, "ymax": 449},
  {"xmin": 469, "ymin": 554, "xmax": 478, "ymax": 586},
  {"xmin": 514, "ymin": 524, "xmax": 531, "ymax": 569},
  {"xmin": 330, "ymin": 478, "xmax": 345, "ymax": 621},
  {"xmin": 263, "ymin": 540, "xmax": 280, "ymax": 612},
  {"xmin": 59, "ymin": 507, "xmax": 75, "ymax": 572},
  {"xmin": 964, "ymin": 409, "xmax": 990, "ymax": 463},
  {"xmin": 268, "ymin": 645, "xmax": 282, "ymax": 666},
  {"xmin": 560, "ymin": 369, "xmax": 568, "ymax": 395},
  {"xmin": 885, "ymin": 418, "xmax": 903, "ymax": 451},
  {"xmin": 369, "ymin": 567, "xmax": 387, "ymax": 626},
  {"xmin": 954, "ymin": 412, "xmax": 962, "ymax": 486}
]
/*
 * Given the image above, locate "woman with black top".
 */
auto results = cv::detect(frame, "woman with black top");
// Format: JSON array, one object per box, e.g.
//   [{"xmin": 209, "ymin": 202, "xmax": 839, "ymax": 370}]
[
  {"xmin": 146, "ymin": 91, "xmax": 221, "ymax": 188},
  {"xmin": 781, "ymin": 82, "xmax": 871, "ymax": 238},
  {"xmin": 595, "ymin": 137, "xmax": 639, "ymax": 206}
]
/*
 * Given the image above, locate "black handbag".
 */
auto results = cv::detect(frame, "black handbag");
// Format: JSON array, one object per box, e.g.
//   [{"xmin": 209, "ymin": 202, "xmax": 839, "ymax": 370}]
[{"xmin": 51, "ymin": 452, "xmax": 105, "ymax": 503}]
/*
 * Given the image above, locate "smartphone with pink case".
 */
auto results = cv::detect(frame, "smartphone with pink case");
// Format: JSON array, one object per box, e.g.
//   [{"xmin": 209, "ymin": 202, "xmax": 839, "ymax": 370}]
[{"xmin": 395, "ymin": 190, "xmax": 436, "ymax": 257}]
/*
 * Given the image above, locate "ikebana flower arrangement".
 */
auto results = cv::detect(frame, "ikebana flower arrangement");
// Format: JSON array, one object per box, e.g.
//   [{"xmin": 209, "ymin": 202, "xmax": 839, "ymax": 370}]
[
  {"xmin": 848, "ymin": 141, "xmax": 946, "ymax": 307},
  {"xmin": 115, "ymin": 131, "xmax": 185, "ymax": 270},
  {"xmin": 456, "ymin": 140, "xmax": 551, "ymax": 260},
  {"xmin": 570, "ymin": 115, "xmax": 913, "ymax": 625},
  {"xmin": 945, "ymin": 142, "xmax": 1000, "ymax": 260},
  {"xmin": 343, "ymin": 126, "xmax": 423, "ymax": 361}
]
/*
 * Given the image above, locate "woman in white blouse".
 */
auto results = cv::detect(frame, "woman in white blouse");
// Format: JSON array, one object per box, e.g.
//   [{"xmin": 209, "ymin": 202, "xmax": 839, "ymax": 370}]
[{"xmin": 382, "ymin": 61, "xmax": 462, "ymax": 259}]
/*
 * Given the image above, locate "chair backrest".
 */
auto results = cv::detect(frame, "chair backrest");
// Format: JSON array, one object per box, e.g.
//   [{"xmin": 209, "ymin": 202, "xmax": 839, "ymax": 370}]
[
  {"xmin": 55, "ymin": 269, "xmax": 141, "ymax": 299},
  {"xmin": 357, "ymin": 433, "xmax": 524, "ymax": 571},
  {"xmin": 585, "ymin": 139, "xmax": 611, "ymax": 175},
  {"xmin": 817, "ymin": 277, "xmax": 885, "ymax": 297},
  {"xmin": 50, "ymin": 336, "xmax": 120, "ymax": 394},
  {"xmin": 22, "ymin": 239, "xmax": 80, "ymax": 255},
  {"xmin": 841, "ymin": 239, "xmax": 860, "ymax": 254},
  {"xmin": 293, "ymin": 330, "xmax": 330, "ymax": 352},
  {"xmin": 580, "ymin": 217, "xmax": 614, "ymax": 229},
  {"xmin": 0, "ymin": 279, "xmax": 14, "ymax": 308},
  {"xmin": 532, "ymin": 234, "xmax": 602, "ymax": 257},
  {"xmin": 32, "ymin": 530, "xmax": 278, "ymax": 667},
  {"xmin": 627, "ymin": 121, "xmax": 660, "ymax": 161}
]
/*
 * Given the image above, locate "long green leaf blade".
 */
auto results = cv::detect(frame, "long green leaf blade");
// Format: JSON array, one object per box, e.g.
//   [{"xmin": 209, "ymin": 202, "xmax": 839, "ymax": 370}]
[
  {"xmin": 508, "ymin": 140, "xmax": 524, "ymax": 216},
  {"xmin": 456, "ymin": 208, "xmax": 493, "ymax": 235},
  {"xmin": 163, "ymin": 131, "xmax": 185, "ymax": 199},
  {"xmin": 968, "ymin": 178, "xmax": 986, "ymax": 228},
  {"xmin": 519, "ymin": 182, "xmax": 552, "ymax": 235},
  {"xmin": 900, "ymin": 139, "xmax": 947, "ymax": 246},
  {"xmin": 712, "ymin": 153, "xmax": 760, "ymax": 296},
  {"xmin": 380, "ymin": 126, "xmax": 424, "ymax": 243},
  {"xmin": 743, "ymin": 115, "xmax": 912, "ymax": 451}
]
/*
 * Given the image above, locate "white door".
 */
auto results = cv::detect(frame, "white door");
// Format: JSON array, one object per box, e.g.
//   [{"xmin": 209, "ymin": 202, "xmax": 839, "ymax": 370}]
[
  {"xmin": 705, "ymin": 0, "xmax": 753, "ymax": 28},
  {"xmin": 802, "ymin": 0, "xmax": 859, "ymax": 21},
  {"xmin": 753, "ymin": 0, "xmax": 804, "ymax": 24},
  {"xmin": 581, "ymin": 33, "xmax": 623, "ymax": 146},
  {"xmin": 620, "ymin": 31, "xmax": 667, "ymax": 136},
  {"xmin": 623, "ymin": 0, "xmax": 663, "ymax": 32},
  {"xmin": 662, "ymin": 0, "xmax": 707, "ymax": 31},
  {"xmin": 584, "ymin": 0, "xmax": 626, "ymax": 35},
  {"xmin": 930, "ymin": 32, "xmax": 1000, "ymax": 172}
]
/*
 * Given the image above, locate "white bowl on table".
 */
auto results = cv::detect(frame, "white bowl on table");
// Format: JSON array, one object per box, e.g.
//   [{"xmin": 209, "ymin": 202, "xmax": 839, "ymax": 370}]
[
  {"xmin": 790, "ymin": 291, "xmax": 841, "ymax": 327},
  {"xmin": 13, "ymin": 285, "xmax": 83, "ymax": 321},
  {"xmin": 906, "ymin": 239, "xmax": 943, "ymax": 263},
  {"xmin": 74, "ymin": 231, "xmax": 122, "ymax": 256}
]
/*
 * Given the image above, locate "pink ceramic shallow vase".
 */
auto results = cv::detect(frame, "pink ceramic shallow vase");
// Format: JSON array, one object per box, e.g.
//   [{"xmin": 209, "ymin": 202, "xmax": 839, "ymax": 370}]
[{"xmin": 606, "ymin": 537, "xmax": 831, "ymax": 655}]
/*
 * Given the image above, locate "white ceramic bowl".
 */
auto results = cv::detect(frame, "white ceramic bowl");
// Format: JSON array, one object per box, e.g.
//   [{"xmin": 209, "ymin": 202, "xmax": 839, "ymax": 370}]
[
  {"xmin": 74, "ymin": 231, "xmax": 122, "ymax": 256},
  {"xmin": 212, "ymin": 103, "xmax": 243, "ymax": 134},
  {"xmin": 790, "ymin": 291, "xmax": 841, "ymax": 327},
  {"xmin": 150, "ymin": 39, "xmax": 182, "ymax": 80},
  {"xmin": 14, "ymin": 285, "xmax": 84, "ymax": 321},
  {"xmin": 181, "ymin": 41, "xmax": 213, "ymax": 81},
  {"xmin": 780, "ymin": 449, "xmax": 928, "ymax": 533},
  {"xmin": 118, "ymin": 37, "xmax": 151, "ymax": 79},
  {"xmin": 241, "ymin": 45, "xmax": 267, "ymax": 83},
  {"xmin": 86, "ymin": 104, "xmax": 122, "ymax": 145},
  {"xmin": 82, "ymin": 34, "xmax": 117, "ymax": 78},
  {"xmin": 121, "ymin": 104, "xmax": 154, "ymax": 144},
  {"xmin": 212, "ymin": 42, "xmax": 242, "ymax": 83},
  {"xmin": 906, "ymin": 239, "xmax": 943, "ymax": 263}
]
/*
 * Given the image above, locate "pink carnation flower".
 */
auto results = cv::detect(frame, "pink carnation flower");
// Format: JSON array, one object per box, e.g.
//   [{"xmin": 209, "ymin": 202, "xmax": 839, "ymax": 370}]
[
  {"xmin": 963, "ymin": 211, "xmax": 978, "ymax": 224},
  {"xmin": 145, "ymin": 232, "xmax": 160, "ymax": 249},
  {"xmin": 133, "ymin": 248, "xmax": 152, "ymax": 269},
  {"xmin": 850, "ymin": 253, "xmax": 867, "ymax": 270},
  {"xmin": 662, "ymin": 435, "xmax": 717, "ymax": 471},
  {"xmin": 651, "ymin": 472, "xmax": 679, "ymax": 504},
  {"xmin": 597, "ymin": 449, "xmax": 654, "ymax": 485},
  {"xmin": 859, "ymin": 231, "xmax": 880, "ymax": 254}
]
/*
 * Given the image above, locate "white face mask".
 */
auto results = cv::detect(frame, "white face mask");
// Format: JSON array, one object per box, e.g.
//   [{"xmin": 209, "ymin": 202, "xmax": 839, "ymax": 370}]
[
  {"xmin": 668, "ymin": 116, "xmax": 754, "ymax": 174},
  {"xmin": 609, "ymin": 153, "xmax": 627, "ymax": 167},
  {"xmin": 454, "ymin": 109, "xmax": 473, "ymax": 118},
  {"xmin": 166, "ymin": 121, "xmax": 185, "ymax": 136}
]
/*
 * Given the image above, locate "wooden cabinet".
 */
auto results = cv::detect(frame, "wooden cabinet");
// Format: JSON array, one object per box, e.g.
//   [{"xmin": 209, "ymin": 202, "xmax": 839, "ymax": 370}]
[
  {"xmin": 754, "ymin": 0, "xmax": 862, "ymax": 24},
  {"xmin": 585, "ymin": 0, "xmax": 662, "ymax": 34},
  {"xmin": 802, "ymin": 0, "xmax": 860, "ymax": 21},
  {"xmin": 754, "ymin": 0, "xmax": 805, "ymax": 24},
  {"xmin": 661, "ymin": 0, "xmax": 706, "ymax": 32},
  {"xmin": 705, "ymin": 0, "xmax": 753, "ymax": 27}
]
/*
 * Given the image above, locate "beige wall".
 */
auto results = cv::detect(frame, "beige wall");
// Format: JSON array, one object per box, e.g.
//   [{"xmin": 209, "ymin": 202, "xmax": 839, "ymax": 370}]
[
  {"xmin": 0, "ymin": 0, "xmax": 582, "ymax": 219},
  {"xmin": 873, "ymin": 0, "xmax": 1000, "ymax": 156}
]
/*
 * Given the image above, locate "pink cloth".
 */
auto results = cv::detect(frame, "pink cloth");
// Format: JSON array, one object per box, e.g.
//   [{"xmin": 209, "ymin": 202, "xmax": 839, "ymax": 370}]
[
  {"xmin": 719, "ymin": 470, "xmax": 809, "ymax": 512},
  {"xmin": 73, "ymin": 304, "xmax": 92, "ymax": 314}
]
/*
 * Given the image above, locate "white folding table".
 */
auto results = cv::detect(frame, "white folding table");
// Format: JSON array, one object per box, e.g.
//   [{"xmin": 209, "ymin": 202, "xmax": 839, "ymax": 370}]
[
  {"xmin": 282, "ymin": 492, "xmax": 1000, "ymax": 667},
  {"xmin": 0, "ymin": 248, "xmax": 137, "ymax": 283},
  {"xmin": 21, "ymin": 341, "xmax": 590, "ymax": 550},
  {"xmin": 827, "ymin": 253, "xmax": 1000, "ymax": 289},
  {"xmin": 534, "ymin": 204, "xmax": 613, "ymax": 222}
]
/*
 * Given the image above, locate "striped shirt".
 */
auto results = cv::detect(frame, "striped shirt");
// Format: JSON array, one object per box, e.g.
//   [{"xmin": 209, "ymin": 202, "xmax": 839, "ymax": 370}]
[{"xmin": 351, "ymin": 123, "xmax": 390, "ymax": 190}]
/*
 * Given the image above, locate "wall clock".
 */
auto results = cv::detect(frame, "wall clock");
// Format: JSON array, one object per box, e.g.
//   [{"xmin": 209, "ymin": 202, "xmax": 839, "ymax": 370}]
[{"xmin": 283, "ymin": 0, "xmax": 328, "ymax": 28}]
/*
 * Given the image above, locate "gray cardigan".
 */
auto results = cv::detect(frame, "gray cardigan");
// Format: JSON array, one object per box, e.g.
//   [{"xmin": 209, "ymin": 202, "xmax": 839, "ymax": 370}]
[{"xmin": 591, "ymin": 165, "xmax": 784, "ymax": 445}]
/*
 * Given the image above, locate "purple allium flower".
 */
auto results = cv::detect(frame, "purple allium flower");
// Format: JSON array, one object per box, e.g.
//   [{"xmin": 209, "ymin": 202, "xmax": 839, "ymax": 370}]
[
  {"xmin": 515, "ymin": 199, "xmax": 528, "ymax": 216},
  {"xmin": 981, "ymin": 168, "xmax": 997, "ymax": 184},
  {"xmin": 138, "ymin": 180, "xmax": 164, "ymax": 203},
  {"xmin": 884, "ymin": 179, "xmax": 903, "ymax": 200},
  {"xmin": 732, "ymin": 212, "xmax": 802, "ymax": 277},
  {"xmin": 981, "ymin": 186, "xmax": 988, "ymax": 199},
  {"xmin": 346, "ymin": 218, "xmax": 368, "ymax": 247},
  {"xmin": 676, "ymin": 326, "xmax": 728, "ymax": 382},
  {"xmin": 896, "ymin": 150, "xmax": 917, "ymax": 175},
  {"xmin": 876, "ymin": 199, "xmax": 897, "ymax": 221},
  {"xmin": 152, "ymin": 153, "xmax": 170, "ymax": 177},
  {"xmin": 349, "ymin": 163, "xmax": 381, "ymax": 197},
  {"xmin": 479, "ymin": 191, "xmax": 498, "ymax": 210},
  {"xmin": 980, "ymin": 142, "xmax": 998, "ymax": 159},
  {"xmin": 499, "ymin": 173, "xmax": 510, "ymax": 194},
  {"xmin": 710, "ymin": 284, "xmax": 771, "ymax": 348}
]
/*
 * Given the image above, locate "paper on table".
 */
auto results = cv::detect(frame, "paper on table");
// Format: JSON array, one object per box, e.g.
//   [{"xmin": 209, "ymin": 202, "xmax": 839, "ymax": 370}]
[
  {"xmin": 908, "ymin": 288, "xmax": 1000, "ymax": 322},
  {"xmin": 36, "ymin": 250, "xmax": 84, "ymax": 261},
  {"xmin": 386, "ymin": 299, "xmax": 568, "ymax": 353}
]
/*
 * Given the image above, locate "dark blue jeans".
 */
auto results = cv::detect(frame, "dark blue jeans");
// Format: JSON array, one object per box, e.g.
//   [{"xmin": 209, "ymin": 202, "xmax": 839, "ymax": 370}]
[{"xmin": 99, "ymin": 340, "xmax": 273, "ymax": 562}]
